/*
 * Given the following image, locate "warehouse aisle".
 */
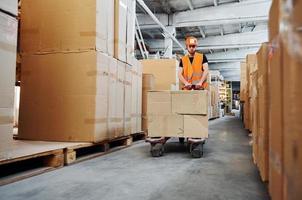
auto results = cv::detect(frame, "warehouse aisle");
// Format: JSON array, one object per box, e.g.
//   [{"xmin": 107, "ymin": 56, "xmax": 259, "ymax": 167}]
[{"xmin": 0, "ymin": 116, "xmax": 269, "ymax": 200}]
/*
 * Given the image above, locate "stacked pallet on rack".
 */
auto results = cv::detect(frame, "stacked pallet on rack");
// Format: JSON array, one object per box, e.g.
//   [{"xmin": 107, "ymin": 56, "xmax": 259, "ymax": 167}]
[
  {"xmin": 18, "ymin": 0, "xmax": 142, "ymax": 143},
  {"xmin": 241, "ymin": 1, "xmax": 302, "ymax": 199}
]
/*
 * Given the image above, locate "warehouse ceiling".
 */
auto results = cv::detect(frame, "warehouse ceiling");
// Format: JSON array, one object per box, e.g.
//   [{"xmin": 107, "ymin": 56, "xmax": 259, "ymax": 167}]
[{"xmin": 135, "ymin": 0, "xmax": 271, "ymax": 81}]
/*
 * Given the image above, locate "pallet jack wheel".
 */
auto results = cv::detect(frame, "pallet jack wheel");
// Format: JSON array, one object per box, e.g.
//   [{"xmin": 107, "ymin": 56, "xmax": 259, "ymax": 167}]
[
  {"xmin": 190, "ymin": 143, "xmax": 204, "ymax": 158},
  {"xmin": 150, "ymin": 143, "xmax": 165, "ymax": 157}
]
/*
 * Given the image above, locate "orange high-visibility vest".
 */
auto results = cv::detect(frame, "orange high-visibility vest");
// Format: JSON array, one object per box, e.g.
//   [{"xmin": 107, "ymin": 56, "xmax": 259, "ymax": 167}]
[{"xmin": 182, "ymin": 52, "xmax": 208, "ymax": 89}]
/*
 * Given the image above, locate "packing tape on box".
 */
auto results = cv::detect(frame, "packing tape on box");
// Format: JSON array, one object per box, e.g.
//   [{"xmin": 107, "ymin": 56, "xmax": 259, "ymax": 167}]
[
  {"xmin": 84, "ymin": 118, "xmax": 107, "ymax": 124},
  {"xmin": 0, "ymin": 116, "xmax": 14, "ymax": 125},
  {"xmin": 0, "ymin": 41, "xmax": 17, "ymax": 53},
  {"xmin": 110, "ymin": 118, "xmax": 123, "ymax": 123},
  {"xmin": 86, "ymin": 70, "xmax": 109, "ymax": 77}
]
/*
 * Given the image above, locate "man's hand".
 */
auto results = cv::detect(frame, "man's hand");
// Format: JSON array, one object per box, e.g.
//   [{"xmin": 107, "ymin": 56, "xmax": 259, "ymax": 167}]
[
  {"xmin": 184, "ymin": 82, "xmax": 193, "ymax": 90},
  {"xmin": 195, "ymin": 81, "xmax": 204, "ymax": 90}
]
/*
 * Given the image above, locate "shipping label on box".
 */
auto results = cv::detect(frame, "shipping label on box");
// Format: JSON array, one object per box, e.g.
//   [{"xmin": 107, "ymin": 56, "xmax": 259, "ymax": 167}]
[{"xmin": 171, "ymin": 90, "xmax": 208, "ymax": 115}]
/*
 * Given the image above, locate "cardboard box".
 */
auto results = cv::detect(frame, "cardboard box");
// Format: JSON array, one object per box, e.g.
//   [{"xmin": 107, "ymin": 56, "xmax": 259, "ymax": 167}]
[
  {"xmin": 283, "ymin": 43, "xmax": 302, "ymax": 200},
  {"xmin": 21, "ymin": 0, "xmax": 111, "ymax": 54},
  {"xmin": 0, "ymin": 0, "xmax": 18, "ymax": 16},
  {"xmin": 18, "ymin": 51, "xmax": 110, "ymax": 142},
  {"xmin": 108, "ymin": 57, "xmax": 118, "ymax": 139},
  {"xmin": 171, "ymin": 90, "xmax": 208, "ymax": 115},
  {"xmin": 268, "ymin": 0, "xmax": 280, "ymax": 42},
  {"xmin": 136, "ymin": 61, "xmax": 142, "ymax": 132},
  {"xmin": 142, "ymin": 74, "xmax": 155, "ymax": 133},
  {"xmin": 0, "ymin": 12, "xmax": 17, "ymax": 138},
  {"xmin": 107, "ymin": 0, "xmax": 115, "ymax": 56},
  {"xmin": 256, "ymin": 43, "xmax": 269, "ymax": 181},
  {"xmin": 141, "ymin": 59, "xmax": 179, "ymax": 90},
  {"xmin": 148, "ymin": 114, "xmax": 184, "ymax": 137},
  {"xmin": 126, "ymin": 0, "xmax": 136, "ymax": 65},
  {"xmin": 116, "ymin": 61, "xmax": 125, "ymax": 136},
  {"xmin": 124, "ymin": 64, "xmax": 132, "ymax": 135},
  {"xmin": 147, "ymin": 91, "xmax": 171, "ymax": 115},
  {"xmin": 268, "ymin": 39, "xmax": 284, "ymax": 200},
  {"xmin": 114, "ymin": 0, "xmax": 127, "ymax": 62},
  {"xmin": 131, "ymin": 65, "xmax": 138, "ymax": 134},
  {"xmin": 240, "ymin": 62, "xmax": 247, "ymax": 102},
  {"xmin": 184, "ymin": 115, "xmax": 208, "ymax": 138}
]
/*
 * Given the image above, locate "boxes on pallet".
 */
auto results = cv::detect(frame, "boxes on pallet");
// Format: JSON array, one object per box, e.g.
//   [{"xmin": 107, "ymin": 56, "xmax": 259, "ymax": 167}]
[
  {"xmin": 107, "ymin": 0, "xmax": 115, "ymax": 56},
  {"xmin": 147, "ymin": 90, "xmax": 208, "ymax": 138},
  {"xmin": 0, "ymin": 11, "xmax": 17, "ymax": 138},
  {"xmin": 114, "ymin": 0, "xmax": 127, "ymax": 62},
  {"xmin": 142, "ymin": 74, "xmax": 155, "ymax": 133},
  {"xmin": 247, "ymin": 54, "xmax": 258, "ymax": 163},
  {"xmin": 108, "ymin": 57, "xmax": 118, "ymax": 139},
  {"xmin": 124, "ymin": 64, "xmax": 132, "ymax": 136},
  {"xmin": 283, "ymin": 43, "xmax": 302, "ymax": 200},
  {"xmin": 240, "ymin": 62, "xmax": 247, "ymax": 102},
  {"xmin": 129, "ymin": 60, "xmax": 142, "ymax": 134},
  {"xmin": 126, "ymin": 0, "xmax": 136, "ymax": 65},
  {"xmin": 0, "ymin": 0, "xmax": 18, "ymax": 16},
  {"xmin": 116, "ymin": 61, "xmax": 126, "ymax": 137},
  {"xmin": 268, "ymin": 39, "xmax": 284, "ymax": 200},
  {"xmin": 20, "ymin": 0, "xmax": 113, "ymax": 54},
  {"xmin": 172, "ymin": 90, "xmax": 208, "ymax": 115},
  {"xmin": 268, "ymin": 0, "xmax": 280, "ymax": 42},
  {"xmin": 18, "ymin": 51, "xmax": 110, "ymax": 142},
  {"xmin": 256, "ymin": 43, "xmax": 269, "ymax": 182},
  {"xmin": 136, "ymin": 59, "xmax": 143, "ymax": 133},
  {"xmin": 141, "ymin": 59, "xmax": 179, "ymax": 90}
]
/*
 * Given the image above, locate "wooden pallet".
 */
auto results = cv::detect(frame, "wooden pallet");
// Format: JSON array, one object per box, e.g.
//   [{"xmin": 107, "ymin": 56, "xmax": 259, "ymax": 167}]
[
  {"xmin": 0, "ymin": 149, "xmax": 64, "ymax": 186},
  {"xmin": 64, "ymin": 136, "xmax": 132, "ymax": 165},
  {"xmin": 131, "ymin": 131, "xmax": 146, "ymax": 142}
]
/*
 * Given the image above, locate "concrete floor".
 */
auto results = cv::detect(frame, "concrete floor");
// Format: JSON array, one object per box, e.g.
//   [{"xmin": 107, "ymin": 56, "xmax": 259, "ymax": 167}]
[{"xmin": 0, "ymin": 116, "xmax": 269, "ymax": 200}]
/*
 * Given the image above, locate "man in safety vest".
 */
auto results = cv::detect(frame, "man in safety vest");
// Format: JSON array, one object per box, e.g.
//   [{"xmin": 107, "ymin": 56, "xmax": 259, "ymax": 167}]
[{"xmin": 178, "ymin": 36, "xmax": 209, "ymax": 90}]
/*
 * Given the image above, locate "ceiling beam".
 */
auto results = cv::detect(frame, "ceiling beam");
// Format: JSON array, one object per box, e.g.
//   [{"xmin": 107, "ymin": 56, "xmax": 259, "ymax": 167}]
[
  {"xmin": 185, "ymin": 0, "xmax": 194, "ymax": 10},
  {"xmin": 198, "ymin": 27, "xmax": 206, "ymax": 38},
  {"xmin": 137, "ymin": 0, "xmax": 271, "ymax": 29},
  {"xmin": 145, "ymin": 30, "xmax": 267, "ymax": 52},
  {"xmin": 173, "ymin": 0, "xmax": 271, "ymax": 27}
]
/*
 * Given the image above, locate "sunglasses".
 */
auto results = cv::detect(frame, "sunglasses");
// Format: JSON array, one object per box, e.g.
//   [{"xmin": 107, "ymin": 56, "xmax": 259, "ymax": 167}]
[{"xmin": 188, "ymin": 45, "xmax": 196, "ymax": 48}]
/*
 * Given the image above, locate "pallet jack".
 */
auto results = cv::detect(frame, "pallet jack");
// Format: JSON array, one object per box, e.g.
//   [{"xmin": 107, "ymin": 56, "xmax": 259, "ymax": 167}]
[
  {"xmin": 145, "ymin": 84, "xmax": 207, "ymax": 158},
  {"xmin": 145, "ymin": 137, "xmax": 206, "ymax": 158}
]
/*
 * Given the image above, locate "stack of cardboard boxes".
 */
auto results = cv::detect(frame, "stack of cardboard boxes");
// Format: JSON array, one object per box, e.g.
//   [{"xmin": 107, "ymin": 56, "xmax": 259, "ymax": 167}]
[
  {"xmin": 0, "ymin": 1, "xmax": 18, "ymax": 139},
  {"xmin": 142, "ymin": 74, "xmax": 155, "ymax": 133},
  {"xmin": 18, "ymin": 0, "xmax": 142, "ymax": 142},
  {"xmin": 141, "ymin": 59, "xmax": 179, "ymax": 90},
  {"xmin": 147, "ymin": 91, "xmax": 208, "ymax": 138},
  {"xmin": 241, "ymin": 0, "xmax": 302, "ymax": 199},
  {"xmin": 208, "ymin": 84, "xmax": 219, "ymax": 119}
]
